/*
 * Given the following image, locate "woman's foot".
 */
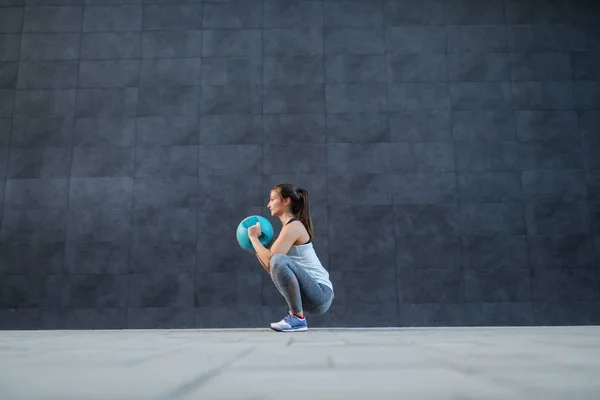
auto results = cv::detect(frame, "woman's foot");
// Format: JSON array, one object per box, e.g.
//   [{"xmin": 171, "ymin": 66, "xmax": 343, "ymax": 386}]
[{"xmin": 270, "ymin": 313, "xmax": 308, "ymax": 332}]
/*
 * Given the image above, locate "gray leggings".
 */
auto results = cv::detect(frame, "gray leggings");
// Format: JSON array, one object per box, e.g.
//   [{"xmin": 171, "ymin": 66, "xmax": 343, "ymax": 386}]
[{"xmin": 269, "ymin": 254, "xmax": 334, "ymax": 315}]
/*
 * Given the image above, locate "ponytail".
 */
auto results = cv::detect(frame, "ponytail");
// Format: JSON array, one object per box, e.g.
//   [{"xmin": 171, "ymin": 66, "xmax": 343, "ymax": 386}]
[
  {"xmin": 272, "ymin": 184, "xmax": 315, "ymax": 242},
  {"xmin": 296, "ymin": 188, "xmax": 314, "ymax": 241}
]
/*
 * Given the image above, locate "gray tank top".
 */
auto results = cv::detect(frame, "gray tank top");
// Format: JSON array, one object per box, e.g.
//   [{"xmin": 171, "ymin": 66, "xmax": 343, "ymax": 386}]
[{"xmin": 285, "ymin": 218, "xmax": 334, "ymax": 292}]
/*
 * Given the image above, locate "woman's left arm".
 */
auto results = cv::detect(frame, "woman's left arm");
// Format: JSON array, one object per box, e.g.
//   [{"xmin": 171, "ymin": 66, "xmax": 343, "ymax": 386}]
[{"xmin": 248, "ymin": 222, "xmax": 298, "ymax": 269}]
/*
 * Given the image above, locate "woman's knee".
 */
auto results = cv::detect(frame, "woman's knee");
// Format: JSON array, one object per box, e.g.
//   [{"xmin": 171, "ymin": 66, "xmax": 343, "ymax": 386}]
[
  {"xmin": 269, "ymin": 254, "xmax": 291, "ymax": 279},
  {"xmin": 269, "ymin": 253, "xmax": 290, "ymax": 271}
]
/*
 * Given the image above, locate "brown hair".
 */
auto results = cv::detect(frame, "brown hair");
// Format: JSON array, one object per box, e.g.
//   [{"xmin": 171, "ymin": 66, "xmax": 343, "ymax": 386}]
[{"xmin": 272, "ymin": 183, "xmax": 314, "ymax": 241}]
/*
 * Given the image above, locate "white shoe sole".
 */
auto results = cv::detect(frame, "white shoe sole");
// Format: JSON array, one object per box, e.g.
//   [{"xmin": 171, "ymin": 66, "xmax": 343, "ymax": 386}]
[{"xmin": 270, "ymin": 326, "xmax": 308, "ymax": 332}]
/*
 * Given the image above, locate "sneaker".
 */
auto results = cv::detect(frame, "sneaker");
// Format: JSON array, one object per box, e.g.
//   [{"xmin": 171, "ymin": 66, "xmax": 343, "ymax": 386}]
[{"xmin": 270, "ymin": 313, "xmax": 308, "ymax": 332}]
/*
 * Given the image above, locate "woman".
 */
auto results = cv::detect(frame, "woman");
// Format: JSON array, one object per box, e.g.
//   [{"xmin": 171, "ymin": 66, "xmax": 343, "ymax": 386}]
[{"xmin": 248, "ymin": 183, "xmax": 334, "ymax": 332}]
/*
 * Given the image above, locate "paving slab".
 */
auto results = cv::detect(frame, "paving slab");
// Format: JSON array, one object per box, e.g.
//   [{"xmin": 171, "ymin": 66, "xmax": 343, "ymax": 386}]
[{"xmin": 0, "ymin": 326, "xmax": 599, "ymax": 400}]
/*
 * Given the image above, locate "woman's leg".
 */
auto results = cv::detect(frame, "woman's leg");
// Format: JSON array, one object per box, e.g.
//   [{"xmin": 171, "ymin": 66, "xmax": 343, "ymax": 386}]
[{"xmin": 269, "ymin": 253, "xmax": 333, "ymax": 316}]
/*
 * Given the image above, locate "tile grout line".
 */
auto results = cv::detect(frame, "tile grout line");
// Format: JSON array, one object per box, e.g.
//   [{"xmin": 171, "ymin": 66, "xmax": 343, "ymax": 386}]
[
  {"xmin": 1, "ymin": 0, "xmax": 27, "ymax": 276},
  {"xmin": 57, "ymin": 2, "xmax": 85, "ymax": 328},
  {"xmin": 502, "ymin": 0, "xmax": 536, "ymax": 321},
  {"xmin": 381, "ymin": 0, "xmax": 401, "ymax": 327},
  {"xmin": 443, "ymin": 1, "xmax": 467, "ymax": 315},
  {"xmin": 158, "ymin": 346, "xmax": 256, "ymax": 400},
  {"xmin": 193, "ymin": 0, "xmax": 204, "ymax": 329},
  {"xmin": 260, "ymin": 0, "xmax": 266, "ymax": 327},
  {"xmin": 320, "ymin": 0, "xmax": 333, "ymax": 326},
  {"xmin": 125, "ymin": 0, "xmax": 146, "ymax": 329}
]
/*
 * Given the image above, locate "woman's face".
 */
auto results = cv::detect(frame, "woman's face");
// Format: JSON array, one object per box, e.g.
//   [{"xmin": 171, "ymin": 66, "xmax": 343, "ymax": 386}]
[{"xmin": 267, "ymin": 190, "xmax": 289, "ymax": 217}]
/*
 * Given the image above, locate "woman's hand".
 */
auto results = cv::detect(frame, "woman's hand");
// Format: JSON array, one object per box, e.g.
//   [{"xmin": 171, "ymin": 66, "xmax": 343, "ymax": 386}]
[{"xmin": 248, "ymin": 222, "xmax": 262, "ymax": 238}]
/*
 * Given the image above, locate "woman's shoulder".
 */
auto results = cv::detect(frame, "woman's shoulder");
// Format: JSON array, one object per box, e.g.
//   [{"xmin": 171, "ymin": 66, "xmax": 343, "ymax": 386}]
[
  {"xmin": 283, "ymin": 219, "xmax": 310, "ymax": 245},
  {"xmin": 284, "ymin": 218, "xmax": 303, "ymax": 229}
]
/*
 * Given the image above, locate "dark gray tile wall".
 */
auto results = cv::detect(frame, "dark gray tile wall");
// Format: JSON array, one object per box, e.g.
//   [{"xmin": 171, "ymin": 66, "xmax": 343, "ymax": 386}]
[{"xmin": 1, "ymin": 0, "xmax": 599, "ymax": 330}]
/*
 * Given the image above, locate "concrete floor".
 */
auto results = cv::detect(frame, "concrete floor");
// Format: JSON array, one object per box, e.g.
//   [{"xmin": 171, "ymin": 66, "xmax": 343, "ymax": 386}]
[{"xmin": 0, "ymin": 326, "xmax": 599, "ymax": 400}]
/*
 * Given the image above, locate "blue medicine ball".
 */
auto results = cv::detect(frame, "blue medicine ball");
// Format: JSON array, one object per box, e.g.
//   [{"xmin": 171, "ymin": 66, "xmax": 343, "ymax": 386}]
[{"xmin": 236, "ymin": 215, "xmax": 274, "ymax": 252}]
